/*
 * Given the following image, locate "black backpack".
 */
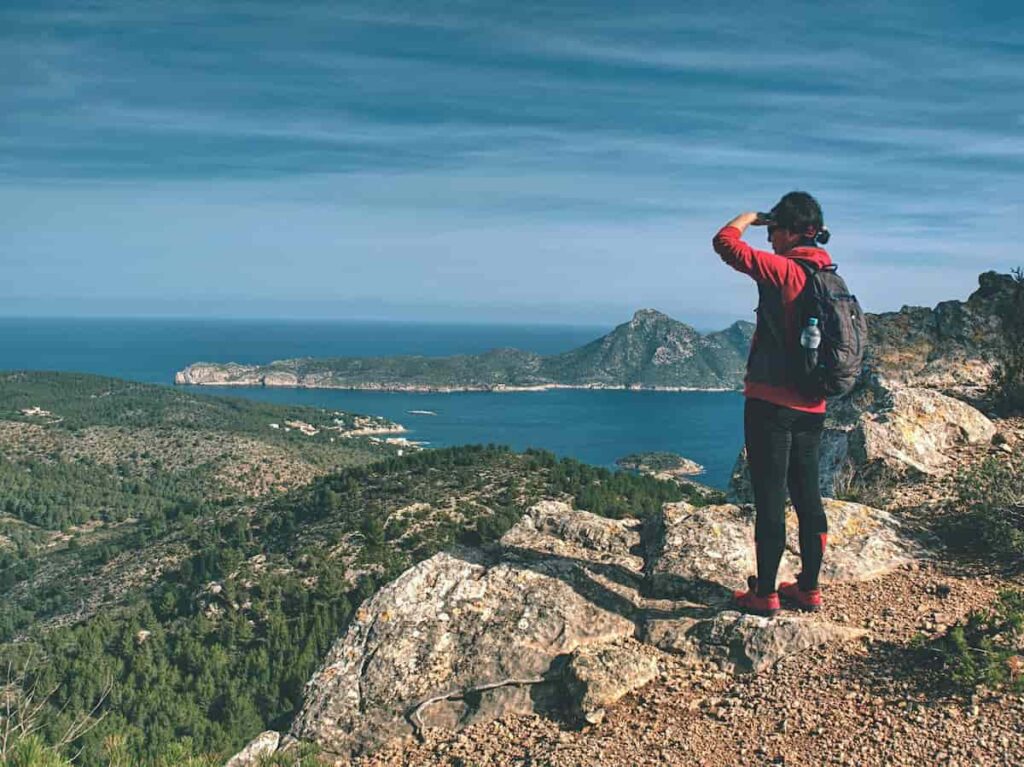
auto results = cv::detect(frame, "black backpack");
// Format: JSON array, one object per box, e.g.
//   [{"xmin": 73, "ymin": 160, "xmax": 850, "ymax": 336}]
[{"xmin": 792, "ymin": 260, "xmax": 868, "ymax": 398}]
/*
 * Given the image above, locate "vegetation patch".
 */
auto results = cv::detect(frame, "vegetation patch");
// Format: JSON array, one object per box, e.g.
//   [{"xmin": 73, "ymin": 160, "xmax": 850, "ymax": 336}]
[
  {"xmin": 942, "ymin": 454, "xmax": 1024, "ymax": 570},
  {"xmin": 915, "ymin": 589, "xmax": 1024, "ymax": 693},
  {"xmin": 1, "ymin": 421, "xmax": 697, "ymax": 767}
]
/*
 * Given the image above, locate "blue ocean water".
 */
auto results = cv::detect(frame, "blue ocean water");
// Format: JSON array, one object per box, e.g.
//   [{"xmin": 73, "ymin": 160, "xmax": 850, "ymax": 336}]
[{"xmin": 0, "ymin": 318, "xmax": 744, "ymax": 488}]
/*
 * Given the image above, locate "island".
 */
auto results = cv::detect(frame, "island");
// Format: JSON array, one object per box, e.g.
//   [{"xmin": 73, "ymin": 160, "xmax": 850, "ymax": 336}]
[
  {"xmin": 175, "ymin": 309, "xmax": 755, "ymax": 391},
  {"xmin": 616, "ymin": 451, "xmax": 705, "ymax": 478}
]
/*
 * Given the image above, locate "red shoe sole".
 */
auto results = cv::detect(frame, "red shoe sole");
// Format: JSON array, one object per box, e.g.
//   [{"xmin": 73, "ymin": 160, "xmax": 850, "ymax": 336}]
[{"xmin": 734, "ymin": 598, "xmax": 780, "ymax": 618}]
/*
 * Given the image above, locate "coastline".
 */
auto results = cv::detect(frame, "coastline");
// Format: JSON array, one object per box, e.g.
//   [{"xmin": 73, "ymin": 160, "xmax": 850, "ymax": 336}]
[{"xmin": 175, "ymin": 379, "xmax": 737, "ymax": 394}]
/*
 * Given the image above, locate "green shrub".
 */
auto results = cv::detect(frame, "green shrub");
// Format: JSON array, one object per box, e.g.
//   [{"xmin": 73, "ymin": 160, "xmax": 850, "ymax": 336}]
[
  {"xmin": 918, "ymin": 590, "xmax": 1024, "ymax": 692},
  {"xmin": 3, "ymin": 734, "xmax": 74, "ymax": 767},
  {"xmin": 947, "ymin": 455, "xmax": 1024, "ymax": 569}
]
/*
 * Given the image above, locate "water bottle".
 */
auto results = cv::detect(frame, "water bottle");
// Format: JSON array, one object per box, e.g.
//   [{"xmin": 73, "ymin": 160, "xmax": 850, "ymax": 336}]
[{"xmin": 800, "ymin": 317, "xmax": 821, "ymax": 350}]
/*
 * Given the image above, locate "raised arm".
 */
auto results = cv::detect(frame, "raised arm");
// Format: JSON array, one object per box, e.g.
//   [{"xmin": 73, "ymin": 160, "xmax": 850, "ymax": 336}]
[{"xmin": 712, "ymin": 212, "xmax": 797, "ymax": 289}]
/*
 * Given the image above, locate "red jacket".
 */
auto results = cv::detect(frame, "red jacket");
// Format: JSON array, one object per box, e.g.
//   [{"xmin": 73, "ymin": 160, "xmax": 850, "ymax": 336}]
[{"xmin": 712, "ymin": 225, "xmax": 831, "ymax": 413}]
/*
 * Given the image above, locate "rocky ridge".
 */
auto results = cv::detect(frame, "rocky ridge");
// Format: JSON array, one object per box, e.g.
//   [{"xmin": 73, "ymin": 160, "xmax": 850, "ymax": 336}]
[
  {"xmin": 864, "ymin": 270, "xmax": 1013, "ymax": 395},
  {"xmin": 232, "ymin": 494, "xmax": 920, "ymax": 764}
]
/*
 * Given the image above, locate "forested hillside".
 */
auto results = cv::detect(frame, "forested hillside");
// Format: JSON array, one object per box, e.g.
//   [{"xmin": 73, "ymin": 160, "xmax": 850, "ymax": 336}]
[{"xmin": 0, "ymin": 373, "xmax": 696, "ymax": 765}]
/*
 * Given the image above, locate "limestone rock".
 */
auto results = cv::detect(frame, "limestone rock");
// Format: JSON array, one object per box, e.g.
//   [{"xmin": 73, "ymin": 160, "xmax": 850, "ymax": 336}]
[
  {"xmin": 690, "ymin": 611, "xmax": 866, "ymax": 673},
  {"xmin": 500, "ymin": 500, "xmax": 643, "ymax": 572},
  {"xmin": 852, "ymin": 384, "xmax": 995, "ymax": 476},
  {"xmin": 645, "ymin": 498, "xmax": 919, "ymax": 601},
  {"xmin": 645, "ymin": 502, "xmax": 755, "ymax": 602},
  {"xmin": 284, "ymin": 495, "xmax": 924, "ymax": 757},
  {"xmin": 563, "ymin": 640, "xmax": 658, "ymax": 724},
  {"xmin": 224, "ymin": 731, "xmax": 281, "ymax": 767},
  {"xmin": 640, "ymin": 616, "xmax": 702, "ymax": 657},
  {"xmin": 262, "ymin": 371, "xmax": 300, "ymax": 387},
  {"xmin": 729, "ymin": 380, "xmax": 995, "ymax": 503},
  {"xmin": 174, "ymin": 362, "xmax": 260, "ymax": 386},
  {"xmin": 866, "ymin": 270, "xmax": 1012, "ymax": 395},
  {"xmin": 643, "ymin": 611, "xmax": 866, "ymax": 674},
  {"xmin": 289, "ymin": 536, "xmax": 636, "ymax": 758},
  {"xmin": 811, "ymin": 499, "xmax": 919, "ymax": 581},
  {"xmin": 726, "ymin": 447, "xmax": 753, "ymax": 504}
]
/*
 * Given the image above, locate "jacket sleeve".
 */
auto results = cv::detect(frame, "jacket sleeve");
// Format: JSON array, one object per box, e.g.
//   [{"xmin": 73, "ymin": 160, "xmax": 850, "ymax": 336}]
[{"xmin": 713, "ymin": 226, "xmax": 797, "ymax": 290}]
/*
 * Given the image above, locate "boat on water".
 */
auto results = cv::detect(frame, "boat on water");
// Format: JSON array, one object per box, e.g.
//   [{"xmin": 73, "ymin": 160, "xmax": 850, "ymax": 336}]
[{"xmin": 407, "ymin": 410, "xmax": 438, "ymax": 416}]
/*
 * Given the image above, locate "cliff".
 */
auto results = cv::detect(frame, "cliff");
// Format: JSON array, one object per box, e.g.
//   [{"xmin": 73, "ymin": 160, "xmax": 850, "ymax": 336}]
[{"xmin": 864, "ymin": 270, "xmax": 1013, "ymax": 393}]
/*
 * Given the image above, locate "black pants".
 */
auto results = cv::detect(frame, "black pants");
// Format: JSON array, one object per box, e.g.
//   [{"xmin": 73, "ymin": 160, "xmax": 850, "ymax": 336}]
[{"xmin": 744, "ymin": 397, "xmax": 828, "ymax": 595}]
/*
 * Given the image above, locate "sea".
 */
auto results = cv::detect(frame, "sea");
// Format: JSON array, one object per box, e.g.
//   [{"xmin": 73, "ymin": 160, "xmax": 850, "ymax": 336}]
[{"xmin": 0, "ymin": 317, "xmax": 744, "ymax": 488}]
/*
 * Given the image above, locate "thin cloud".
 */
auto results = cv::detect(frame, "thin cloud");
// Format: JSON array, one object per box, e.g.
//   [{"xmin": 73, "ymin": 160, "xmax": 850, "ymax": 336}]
[{"xmin": 2, "ymin": 0, "xmax": 1021, "ymax": 322}]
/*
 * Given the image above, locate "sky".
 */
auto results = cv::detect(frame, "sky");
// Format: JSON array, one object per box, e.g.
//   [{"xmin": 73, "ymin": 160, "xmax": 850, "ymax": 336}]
[{"xmin": 2, "ymin": 0, "xmax": 1022, "ymax": 329}]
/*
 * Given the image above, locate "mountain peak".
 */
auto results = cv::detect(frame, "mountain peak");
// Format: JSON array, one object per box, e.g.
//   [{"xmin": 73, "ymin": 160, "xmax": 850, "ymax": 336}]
[{"xmin": 631, "ymin": 308, "xmax": 671, "ymax": 323}]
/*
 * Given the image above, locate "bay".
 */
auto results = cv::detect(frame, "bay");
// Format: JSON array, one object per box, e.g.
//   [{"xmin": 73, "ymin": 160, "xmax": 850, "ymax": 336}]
[{"xmin": 0, "ymin": 317, "xmax": 744, "ymax": 488}]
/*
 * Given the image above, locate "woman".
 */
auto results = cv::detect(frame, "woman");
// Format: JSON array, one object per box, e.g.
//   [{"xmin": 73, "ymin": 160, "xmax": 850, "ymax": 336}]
[{"xmin": 712, "ymin": 191, "xmax": 831, "ymax": 617}]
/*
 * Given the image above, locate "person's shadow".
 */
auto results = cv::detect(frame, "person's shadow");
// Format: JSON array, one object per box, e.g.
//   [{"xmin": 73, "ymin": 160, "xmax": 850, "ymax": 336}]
[{"xmin": 493, "ymin": 541, "xmax": 731, "ymax": 626}]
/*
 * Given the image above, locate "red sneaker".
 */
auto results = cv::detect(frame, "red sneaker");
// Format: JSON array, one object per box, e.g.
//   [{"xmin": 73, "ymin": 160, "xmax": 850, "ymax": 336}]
[
  {"xmin": 733, "ymin": 576, "xmax": 780, "ymax": 618},
  {"xmin": 779, "ymin": 577, "xmax": 822, "ymax": 612}
]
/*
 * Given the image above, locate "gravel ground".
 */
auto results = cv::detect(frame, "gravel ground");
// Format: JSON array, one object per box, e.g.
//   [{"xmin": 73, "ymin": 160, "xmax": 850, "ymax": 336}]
[{"xmin": 354, "ymin": 421, "xmax": 1024, "ymax": 767}]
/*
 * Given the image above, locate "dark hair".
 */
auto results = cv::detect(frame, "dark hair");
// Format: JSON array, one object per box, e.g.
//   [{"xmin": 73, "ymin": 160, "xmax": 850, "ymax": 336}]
[{"xmin": 770, "ymin": 191, "xmax": 825, "ymax": 242}]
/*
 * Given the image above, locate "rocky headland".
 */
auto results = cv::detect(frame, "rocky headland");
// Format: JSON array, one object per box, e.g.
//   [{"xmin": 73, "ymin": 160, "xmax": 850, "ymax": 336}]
[
  {"xmin": 175, "ymin": 310, "xmax": 754, "ymax": 391},
  {"xmin": 179, "ymin": 273, "xmax": 1012, "ymax": 397}
]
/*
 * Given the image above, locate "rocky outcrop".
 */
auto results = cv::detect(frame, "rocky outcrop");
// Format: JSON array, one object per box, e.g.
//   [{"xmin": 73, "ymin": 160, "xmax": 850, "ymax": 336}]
[
  {"xmin": 644, "ymin": 503, "xmax": 756, "ymax": 602},
  {"xmin": 639, "ymin": 611, "xmax": 867, "ymax": 674},
  {"xmin": 866, "ymin": 270, "xmax": 1012, "ymax": 395},
  {"xmin": 729, "ymin": 378, "xmax": 996, "ymax": 504},
  {"xmin": 287, "ymin": 503, "xmax": 644, "ymax": 759},
  {"xmin": 847, "ymin": 383, "xmax": 995, "ymax": 476},
  {"xmin": 684, "ymin": 611, "xmax": 867, "ymax": 674},
  {"xmin": 644, "ymin": 499, "xmax": 916, "ymax": 602},
  {"xmin": 235, "ymin": 496, "xmax": 924, "ymax": 763},
  {"xmin": 174, "ymin": 362, "xmax": 265, "ymax": 386}
]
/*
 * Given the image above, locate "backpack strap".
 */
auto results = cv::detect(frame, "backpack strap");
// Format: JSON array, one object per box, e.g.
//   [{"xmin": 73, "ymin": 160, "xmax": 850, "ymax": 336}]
[
  {"xmin": 792, "ymin": 258, "xmax": 839, "ymax": 277},
  {"xmin": 786, "ymin": 257, "xmax": 835, "ymax": 272},
  {"xmin": 793, "ymin": 259, "xmax": 816, "ymax": 277}
]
